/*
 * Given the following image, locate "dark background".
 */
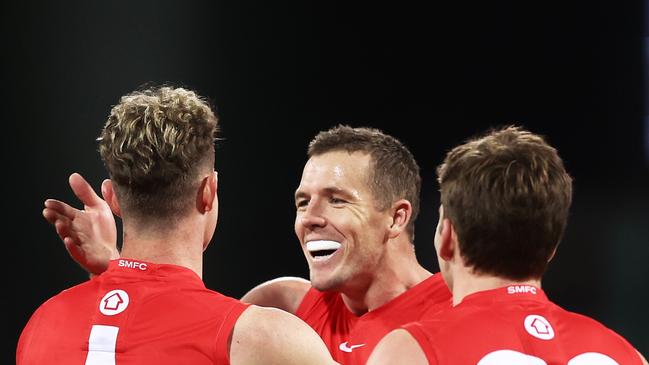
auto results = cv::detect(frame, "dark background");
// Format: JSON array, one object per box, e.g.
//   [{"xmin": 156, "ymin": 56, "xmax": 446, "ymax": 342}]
[{"xmin": 4, "ymin": 1, "xmax": 648, "ymax": 362}]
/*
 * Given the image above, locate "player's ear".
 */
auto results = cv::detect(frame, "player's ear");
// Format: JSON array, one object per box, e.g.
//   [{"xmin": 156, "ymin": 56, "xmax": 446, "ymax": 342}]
[
  {"xmin": 387, "ymin": 199, "xmax": 412, "ymax": 239},
  {"xmin": 102, "ymin": 179, "xmax": 121, "ymax": 217},
  {"xmin": 199, "ymin": 171, "xmax": 218, "ymax": 213},
  {"xmin": 547, "ymin": 244, "xmax": 558, "ymax": 263},
  {"xmin": 438, "ymin": 218, "xmax": 455, "ymax": 261}
]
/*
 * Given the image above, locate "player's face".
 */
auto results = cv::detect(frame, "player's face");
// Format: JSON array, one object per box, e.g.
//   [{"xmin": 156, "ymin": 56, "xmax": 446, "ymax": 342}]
[{"xmin": 294, "ymin": 151, "xmax": 391, "ymax": 292}]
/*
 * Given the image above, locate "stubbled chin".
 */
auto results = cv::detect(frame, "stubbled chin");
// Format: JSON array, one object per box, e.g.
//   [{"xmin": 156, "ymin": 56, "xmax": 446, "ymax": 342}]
[
  {"xmin": 305, "ymin": 246, "xmax": 345, "ymax": 290},
  {"xmin": 309, "ymin": 268, "xmax": 344, "ymax": 292}
]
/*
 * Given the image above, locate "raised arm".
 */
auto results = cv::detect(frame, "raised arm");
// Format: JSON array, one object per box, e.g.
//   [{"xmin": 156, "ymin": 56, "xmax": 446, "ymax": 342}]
[
  {"xmin": 230, "ymin": 305, "xmax": 338, "ymax": 365},
  {"xmin": 42, "ymin": 173, "xmax": 119, "ymax": 275},
  {"xmin": 240, "ymin": 276, "xmax": 311, "ymax": 314},
  {"xmin": 366, "ymin": 329, "xmax": 429, "ymax": 365}
]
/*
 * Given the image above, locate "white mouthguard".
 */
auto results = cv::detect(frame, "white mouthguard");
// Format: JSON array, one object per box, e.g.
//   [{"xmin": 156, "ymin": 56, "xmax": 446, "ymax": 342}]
[{"xmin": 306, "ymin": 240, "xmax": 342, "ymax": 252}]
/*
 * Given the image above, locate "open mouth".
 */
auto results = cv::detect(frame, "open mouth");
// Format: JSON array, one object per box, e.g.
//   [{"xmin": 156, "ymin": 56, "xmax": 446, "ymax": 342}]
[{"xmin": 306, "ymin": 240, "xmax": 342, "ymax": 261}]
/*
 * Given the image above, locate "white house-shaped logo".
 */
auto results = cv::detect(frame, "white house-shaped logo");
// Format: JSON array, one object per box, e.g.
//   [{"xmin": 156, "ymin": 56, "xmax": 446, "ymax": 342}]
[
  {"xmin": 99, "ymin": 289, "xmax": 130, "ymax": 316},
  {"xmin": 524, "ymin": 314, "xmax": 555, "ymax": 340},
  {"xmin": 530, "ymin": 318, "xmax": 551, "ymax": 334}
]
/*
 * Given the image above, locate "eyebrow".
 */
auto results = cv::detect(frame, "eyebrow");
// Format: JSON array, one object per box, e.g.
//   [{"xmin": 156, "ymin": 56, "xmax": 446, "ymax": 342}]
[{"xmin": 294, "ymin": 186, "xmax": 355, "ymax": 202}]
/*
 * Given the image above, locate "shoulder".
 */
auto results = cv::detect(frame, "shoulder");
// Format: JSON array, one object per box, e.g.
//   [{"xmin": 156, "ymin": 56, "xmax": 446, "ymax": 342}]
[
  {"xmin": 552, "ymin": 306, "xmax": 642, "ymax": 354},
  {"xmin": 367, "ymin": 328, "xmax": 429, "ymax": 365},
  {"xmin": 33, "ymin": 280, "xmax": 97, "ymax": 314},
  {"xmin": 411, "ymin": 273, "xmax": 452, "ymax": 314},
  {"xmin": 410, "ymin": 273, "xmax": 451, "ymax": 302},
  {"xmin": 296, "ymin": 284, "xmax": 341, "ymax": 312},
  {"xmin": 428, "ymin": 272, "xmax": 448, "ymax": 288},
  {"xmin": 17, "ymin": 284, "xmax": 93, "ymax": 363}
]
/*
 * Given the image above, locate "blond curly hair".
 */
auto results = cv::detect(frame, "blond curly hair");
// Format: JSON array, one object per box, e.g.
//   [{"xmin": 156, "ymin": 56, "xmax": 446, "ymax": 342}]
[{"xmin": 98, "ymin": 86, "xmax": 218, "ymax": 222}]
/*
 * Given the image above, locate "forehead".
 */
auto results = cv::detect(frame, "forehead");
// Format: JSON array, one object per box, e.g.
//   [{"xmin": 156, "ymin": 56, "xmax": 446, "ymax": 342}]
[{"xmin": 298, "ymin": 151, "xmax": 372, "ymax": 192}]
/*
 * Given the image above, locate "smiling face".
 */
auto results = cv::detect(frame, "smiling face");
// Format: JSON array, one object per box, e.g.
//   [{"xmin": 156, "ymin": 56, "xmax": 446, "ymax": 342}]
[{"xmin": 294, "ymin": 151, "xmax": 392, "ymax": 293}]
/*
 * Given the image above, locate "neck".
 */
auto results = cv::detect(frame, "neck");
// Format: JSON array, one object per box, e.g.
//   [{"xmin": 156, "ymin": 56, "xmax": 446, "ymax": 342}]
[
  {"xmin": 119, "ymin": 217, "xmax": 205, "ymax": 278},
  {"xmin": 450, "ymin": 267, "xmax": 541, "ymax": 306},
  {"xmin": 341, "ymin": 241, "xmax": 431, "ymax": 315}
]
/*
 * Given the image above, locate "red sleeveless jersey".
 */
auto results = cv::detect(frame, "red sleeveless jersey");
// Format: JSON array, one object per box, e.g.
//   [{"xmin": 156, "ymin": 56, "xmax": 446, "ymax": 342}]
[
  {"xmin": 296, "ymin": 273, "xmax": 451, "ymax": 364},
  {"xmin": 17, "ymin": 259, "xmax": 248, "ymax": 365},
  {"xmin": 404, "ymin": 285, "xmax": 641, "ymax": 365}
]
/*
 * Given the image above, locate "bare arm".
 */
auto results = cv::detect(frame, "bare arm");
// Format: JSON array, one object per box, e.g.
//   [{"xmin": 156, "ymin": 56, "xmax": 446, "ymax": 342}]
[
  {"xmin": 42, "ymin": 173, "xmax": 119, "ymax": 275},
  {"xmin": 230, "ymin": 305, "xmax": 338, "ymax": 365},
  {"xmin": 240, "ymin": 276, "xmax": 311, "ymax": 314},
  {"xmin": 366, "ymin": 329, "xmax": 429, "ymax": 365}
]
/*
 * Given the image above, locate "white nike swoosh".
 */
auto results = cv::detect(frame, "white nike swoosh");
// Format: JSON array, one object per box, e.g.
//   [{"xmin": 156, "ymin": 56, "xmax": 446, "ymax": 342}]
[{"xmin": 339, "ymin": 341, "xmax": 366, "ymax": 353}]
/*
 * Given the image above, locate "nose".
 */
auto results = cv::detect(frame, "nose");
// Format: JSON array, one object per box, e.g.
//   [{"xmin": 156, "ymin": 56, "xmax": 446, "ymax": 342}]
[{"xmin": 299, "ymin": 201, "xmax": 327, "ymax": 230}]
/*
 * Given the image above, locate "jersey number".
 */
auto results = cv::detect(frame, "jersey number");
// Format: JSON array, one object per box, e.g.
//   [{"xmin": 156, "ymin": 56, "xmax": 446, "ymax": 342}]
[
  {"xmin": 478, "ymin": 350, "xmax": 620, "ymax": 365},
  {"xmin": 85, "ymin": 325, "xmax": 119, "ymax": 365}
]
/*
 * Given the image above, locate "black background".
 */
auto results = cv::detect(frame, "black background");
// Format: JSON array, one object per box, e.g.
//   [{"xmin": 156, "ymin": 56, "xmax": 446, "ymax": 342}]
[{"xmin": 4, "ymin": 1, "xmax": 648, "ymax": 362}]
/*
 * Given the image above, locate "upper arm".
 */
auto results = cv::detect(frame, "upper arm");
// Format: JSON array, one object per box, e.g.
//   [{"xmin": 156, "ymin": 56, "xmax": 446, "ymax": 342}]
[
  {"xmin": 240, "ymin": 276, "xmax": 310, "ymax": 314},
  {"xmin": 366, "ymin": 329, "xmax": 429, "ymax": 365},
  {"xmin": 229, "ymin": 305, "xmax": 338, "ymax": 365}
]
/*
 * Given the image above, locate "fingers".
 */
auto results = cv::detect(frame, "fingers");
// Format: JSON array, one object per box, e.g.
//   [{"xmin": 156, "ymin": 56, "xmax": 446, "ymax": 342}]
[
  {"xmin": 42, "ymin": 208, "xmax": 63, "ymax": 226},
  {"xmin": 69, "ymin": 173, "xmax": 103, "ymax": 208},
  {"xmin": 44, "ymin": 199, "xmax": 79, "ymax": 220},
  {"xmin": 63, "ymin": 237, "xmax": 85, "ymax": 265},
  {"xmin": 54, "ymin": 219, "xmax": 72, "ymax": 242},
  {"xmin": 43, "ymin": 200, "xmax": 81, "ymax": 246},
  {"xmin": 42, "ymin": 207, "xmax": 59, "ymax": 226},
  {"xmin": 42, "ymin": 207, "xmax": 77, "ymax": 246}
]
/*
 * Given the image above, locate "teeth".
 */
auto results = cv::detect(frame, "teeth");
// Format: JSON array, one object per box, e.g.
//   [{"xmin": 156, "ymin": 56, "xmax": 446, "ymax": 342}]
[
  {"xmin": 306, "ymin": 240, "xmax": 342, "ymax": 252},
  {"xmin": 312, "ymin": 253, "xmax": 335, "ymax": 262}
]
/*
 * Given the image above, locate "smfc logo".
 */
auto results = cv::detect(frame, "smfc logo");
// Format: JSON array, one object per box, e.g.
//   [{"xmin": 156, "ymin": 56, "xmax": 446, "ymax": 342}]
[
  {"xmin": 507, "ymin": 285, "xmax": 537, "ymax": 295},
  {"xmin": 118, "ymin": 259, "xmax": 148, "ymax": 271}
]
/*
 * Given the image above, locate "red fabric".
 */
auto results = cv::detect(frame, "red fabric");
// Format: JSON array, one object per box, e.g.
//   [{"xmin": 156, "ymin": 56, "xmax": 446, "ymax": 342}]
[
  {"xmin": 17, "ymin": 259, "xmax": 248, "ymax": 365},
  {"xmin": 296, "ymin": 273, "xmax": 451, "ymax": 364},
  {"xmin": 403, "ymin": 285, "xmax": 641, "ymax": 365}
]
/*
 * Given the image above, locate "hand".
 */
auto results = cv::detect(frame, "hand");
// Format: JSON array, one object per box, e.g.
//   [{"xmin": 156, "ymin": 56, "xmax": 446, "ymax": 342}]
[{"xmin": 42, "ymin": 173, "xmax": 119, "ymax": 275}]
